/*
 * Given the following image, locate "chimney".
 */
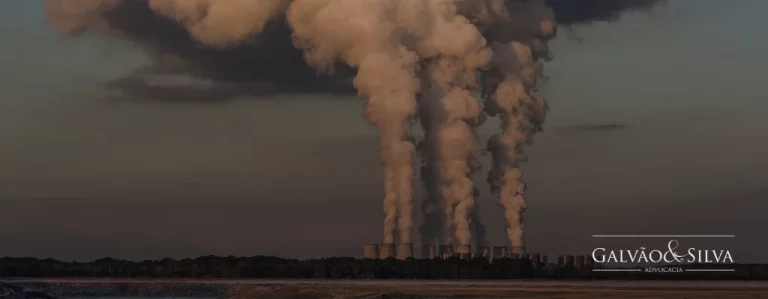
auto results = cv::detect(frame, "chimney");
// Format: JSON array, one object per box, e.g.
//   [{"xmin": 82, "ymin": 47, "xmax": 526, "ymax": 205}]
[
  {"xmin": 492, "ymin": 246, "xmax": 508, "ymax": 259},
  {"xmin": 397, "ymin": 243, "xmax": 413, "ymax": 260},
  {"xmin": 457, "ymin": 245, "xmax": 471, "ymax": 260},
  {"xmin": 380, "ymin": 243, "xmax": 396, "ymax": 259},
  {"xmin": 439, "ymin": 245, "xmax": 454, "ymax": 258},
  {"xmin": 422, "ymin": 244, "xmax": 437, "ymax": 259},
  {"xmin": 511, "ymin": 246, "xmax": 526, "ymax": 255},
  {"xmin": 362, "ymin": 244, "xmax": 379, "ymax": 259}
]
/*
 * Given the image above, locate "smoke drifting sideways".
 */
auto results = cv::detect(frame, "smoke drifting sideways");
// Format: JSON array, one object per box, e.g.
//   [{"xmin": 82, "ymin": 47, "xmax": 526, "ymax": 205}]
[{"xmin": 43, "ymin": 0, "xmax": 665, "ymax": 250}]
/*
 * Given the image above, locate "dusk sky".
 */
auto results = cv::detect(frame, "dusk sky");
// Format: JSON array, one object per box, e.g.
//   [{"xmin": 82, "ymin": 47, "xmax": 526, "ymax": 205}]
[{"xmin": 1, "ymin": 0, "xmax": 766, "ymax": 262}]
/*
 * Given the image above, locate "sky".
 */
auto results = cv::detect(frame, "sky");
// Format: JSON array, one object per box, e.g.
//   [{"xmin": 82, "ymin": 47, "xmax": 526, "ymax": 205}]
[{"xmin": 1, "ymin": 0, "xmax": 767, "ymax": 262}]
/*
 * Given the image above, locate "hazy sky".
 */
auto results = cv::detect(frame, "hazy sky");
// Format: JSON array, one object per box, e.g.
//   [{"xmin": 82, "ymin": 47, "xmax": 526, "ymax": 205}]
[{"xmin": 1, "ymin": 0, "xmax": 767, "ymax": 262}]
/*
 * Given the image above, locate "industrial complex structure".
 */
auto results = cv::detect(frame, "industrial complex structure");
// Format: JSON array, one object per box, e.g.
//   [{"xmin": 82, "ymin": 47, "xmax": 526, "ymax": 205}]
[{"xmin": 363, "ymin": 243, "xmax": 595, "ymax": 269}]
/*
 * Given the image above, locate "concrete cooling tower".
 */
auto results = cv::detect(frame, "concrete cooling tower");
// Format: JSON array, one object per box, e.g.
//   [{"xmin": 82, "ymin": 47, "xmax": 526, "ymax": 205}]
[
  {"xmin": 397, "ymin": 243, "xmax": 414, "ymax": 260},
  {"xmin": 362, "ymin": 244, "xmax": 379, "ymax": 259},
  {"xmin": 380, "ymin": 243, "xmax": 396, "ymax": 259}
]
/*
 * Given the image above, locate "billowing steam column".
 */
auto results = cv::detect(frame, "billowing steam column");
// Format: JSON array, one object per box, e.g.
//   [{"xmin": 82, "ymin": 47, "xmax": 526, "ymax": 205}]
[
  {"xmin": 288, "ymin": 0, "xmax": 422, "ymax": 255},
  {"xmin": 380, "ymin": 244, "xmax": 396, "ymax": 259},
  {"xmin": 363, "ymin": 244, "xmax": 379, "ymax": 259},
  {"xmin": 397, "ymin": 243, "xmax": 414, "ymax": 260},
  {"xmin": 480, "ymin": 7, "xmax": 558, "ymax": 252}
]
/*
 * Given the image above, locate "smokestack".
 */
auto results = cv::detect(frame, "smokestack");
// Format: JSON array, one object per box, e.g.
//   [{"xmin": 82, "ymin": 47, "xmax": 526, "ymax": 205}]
[
  {"xmin": 363, "ymin": 244, "xmax": 379, "ymax": 259},
  {"xmin": 380, "ymin": 243, "xmax": 396, "ymax": 259},
  {"xmin": 422, "ymin": 244, "xmax": 437, "ymax": 259},
  {"xmin": 397, "ymin": 243, "xmax": 414, "ymax": 260},
  {"xmin": 457, "ymin": 245, "xmax": 472, "ymax": 260},
  {"xmin": 492, "ymin": 246, "xmax": 508, "ymax": 259},
  {"xmin": 439, "ymin": 245, "xmax": 454, "ymax": 258}
]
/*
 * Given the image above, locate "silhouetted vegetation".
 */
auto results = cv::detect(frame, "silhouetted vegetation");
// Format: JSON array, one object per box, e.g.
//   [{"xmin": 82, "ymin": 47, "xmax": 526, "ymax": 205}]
[{"xmin": 1, "ymin": 256, "xmax": 766, "ymax": 280}]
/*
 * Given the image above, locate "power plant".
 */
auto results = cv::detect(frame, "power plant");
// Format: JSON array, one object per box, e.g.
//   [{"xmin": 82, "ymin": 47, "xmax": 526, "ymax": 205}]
[
  {"xmin": 361, "ymin": 243, "xmax": 596, "ymax": 274},
  {"xmin": 362, "ymin": 243, "xmax": 597, "ymax": 268}
]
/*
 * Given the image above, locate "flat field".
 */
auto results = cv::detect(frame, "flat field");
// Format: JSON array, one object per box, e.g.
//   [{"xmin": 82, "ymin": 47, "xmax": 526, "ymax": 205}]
[{"xmin": 6, "ymin": 279, "xmax": 768, "ymax": 298}]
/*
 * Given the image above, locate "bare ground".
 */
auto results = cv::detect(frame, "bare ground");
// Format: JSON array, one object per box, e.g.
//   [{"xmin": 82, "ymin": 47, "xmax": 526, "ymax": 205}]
[{"xmin": 222, "ymin": 284, "xmax": 768, "ymax": 299}]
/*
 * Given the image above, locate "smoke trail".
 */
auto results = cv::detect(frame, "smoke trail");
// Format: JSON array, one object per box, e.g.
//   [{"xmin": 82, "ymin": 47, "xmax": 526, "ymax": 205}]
[
  {"xmin": 410, "ymin": 0, "xmax": 492, "ymax": 248},
  {"xmin": 43, "ymin": 0, "xmax": 667, "ymax": 252},
  {"xmin": 287, "ymin": 0, "xmax": 422, "ymax": 245},
  {"xmin": 471, "ymin": 187, "xmax": 489, "ymax": 247},
  {"xmin": 474, "ymin": 0, "xmax": 663, "ymax": 251}
]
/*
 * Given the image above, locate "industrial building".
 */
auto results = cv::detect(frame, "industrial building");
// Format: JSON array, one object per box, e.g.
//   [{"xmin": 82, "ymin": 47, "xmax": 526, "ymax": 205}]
[{"xmin": 362, "ymin": 244, "xmax": 588, "ymax": 268}]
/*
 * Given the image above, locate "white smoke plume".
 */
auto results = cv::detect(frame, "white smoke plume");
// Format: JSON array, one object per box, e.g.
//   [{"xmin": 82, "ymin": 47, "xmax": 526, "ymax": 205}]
[
  {"xmin": 479, "ymin": 1, "xmax": 556, "ymax": 252},
  {"xmin": 146, "ymin": 0, "xmax": 289, "ymax": 48},
  {"xmin": 43, "ymin": 0, "xmax": 666, "ymax": 253},
  {"xmin": 412, "ymin": 0, "xmax": 491, "ymax": 248},
  {"xmin": 287, "ymin": 0, "xmax": 424, "ymax": 245}
]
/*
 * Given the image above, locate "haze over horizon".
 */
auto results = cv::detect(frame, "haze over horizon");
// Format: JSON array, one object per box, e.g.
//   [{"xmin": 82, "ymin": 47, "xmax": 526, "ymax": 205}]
[{"xmin": 1, "ymin": 0, "xmax": 766, "ymax": 262}]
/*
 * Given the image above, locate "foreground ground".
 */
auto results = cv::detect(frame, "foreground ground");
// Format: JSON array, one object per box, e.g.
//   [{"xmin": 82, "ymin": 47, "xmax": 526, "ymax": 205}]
[{"xmin": 5, "ymin": 279, "xmax": 768, "ymax": 298}]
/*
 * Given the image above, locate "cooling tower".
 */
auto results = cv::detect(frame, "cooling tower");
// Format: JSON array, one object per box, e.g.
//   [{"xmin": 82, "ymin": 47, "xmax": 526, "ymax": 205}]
[
  {"xmin": 380, "ymin": 243, "xmax": 396, "ymax": 259},
  {"xmin": 422, "ymin": 244, "xmax": 437, "ymax": 259},
  {"xmin": 397, "ymin": 243, "xmax": 414, "ymax": 260},
  {"xmin": 457, "ymin": 245, "xmax": 471, "ymax": 260},
  {"xmin": 439, "ymin": 245, "xmax": 454, "ymax": 258},
  {"xmin": 511, "ymin": 246, "xmax": 526, "ymax": 255},
  {"xmin": 492, "ymin": 246, "xmax": 508, "ymax": 259},
  {"xmin": 362, "ymin": 244, "xmax": 379, "ymax": 259}
]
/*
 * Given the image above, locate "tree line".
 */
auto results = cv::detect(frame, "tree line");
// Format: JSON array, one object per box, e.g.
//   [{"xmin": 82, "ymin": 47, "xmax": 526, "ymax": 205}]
[{"xmin": 1, "ymin": 256, "xmax": 766, "ymax": 280}]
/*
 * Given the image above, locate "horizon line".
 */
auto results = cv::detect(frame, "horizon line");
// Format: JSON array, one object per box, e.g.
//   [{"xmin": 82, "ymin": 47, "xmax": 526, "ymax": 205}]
[{"xmin": 592, "ymin": 235, "xmax": 736, "ymax": 238}]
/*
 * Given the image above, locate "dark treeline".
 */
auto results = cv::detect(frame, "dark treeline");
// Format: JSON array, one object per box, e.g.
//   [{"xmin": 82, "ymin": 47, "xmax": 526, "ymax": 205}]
[{"xmin": 1, "ymin": 256, "xmax": 767, "ymax": 280}]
